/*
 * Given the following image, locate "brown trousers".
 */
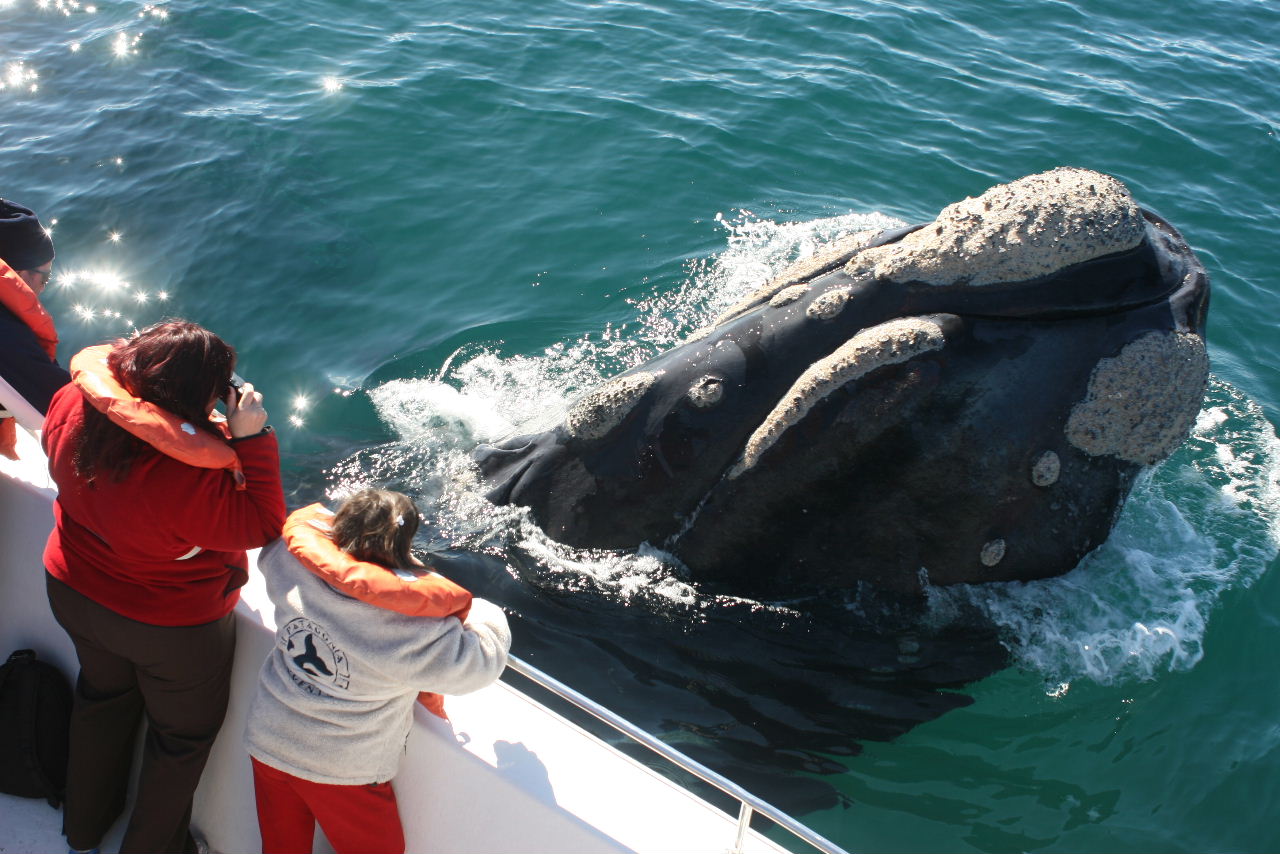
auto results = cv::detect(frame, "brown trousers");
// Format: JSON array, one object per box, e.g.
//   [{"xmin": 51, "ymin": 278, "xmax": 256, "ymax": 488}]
[{"xmin": 46, "ymin": 573, "xmax": 236, "ymax": 854}]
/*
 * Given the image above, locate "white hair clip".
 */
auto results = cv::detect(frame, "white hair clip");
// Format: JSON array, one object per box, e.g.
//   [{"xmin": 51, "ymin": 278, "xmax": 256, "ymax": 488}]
[{"xmin": 396, "ymin": 515, "xmax": 405, "ymax": 527}]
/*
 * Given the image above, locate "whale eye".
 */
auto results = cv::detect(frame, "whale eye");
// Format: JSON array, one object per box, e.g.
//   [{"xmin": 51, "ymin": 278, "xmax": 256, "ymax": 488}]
[{"xmin": 687, "ymin": 376, "xmax": 724, "ymax": 408}]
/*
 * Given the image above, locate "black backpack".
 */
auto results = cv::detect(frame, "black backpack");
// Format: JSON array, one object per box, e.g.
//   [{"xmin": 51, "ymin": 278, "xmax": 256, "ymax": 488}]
[{"xmin": 0, "ymin": 648, "xmax": 72, "ymax": 807}]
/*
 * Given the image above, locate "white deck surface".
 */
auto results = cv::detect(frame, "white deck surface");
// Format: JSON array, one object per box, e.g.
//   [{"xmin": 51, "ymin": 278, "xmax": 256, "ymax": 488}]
[{"xmin": 0, "ymin": 791, "xmax": 121, "ymax": 854}]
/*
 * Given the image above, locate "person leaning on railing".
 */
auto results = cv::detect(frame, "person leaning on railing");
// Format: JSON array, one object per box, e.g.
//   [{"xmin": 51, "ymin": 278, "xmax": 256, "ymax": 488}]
[
  {"xmin": 0, "ymin": 199, "xmax": 70, "ymax": 459},
  {"xmin": 244, "ymin": 489, "xmax": 511, "ymax": 854},
  {"xmin": 41, "ymin": 320, "xmax": 286, "ymax": 854}
]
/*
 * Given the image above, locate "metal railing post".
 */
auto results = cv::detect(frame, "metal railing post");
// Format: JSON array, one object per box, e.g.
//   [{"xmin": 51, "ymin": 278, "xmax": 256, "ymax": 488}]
[{"xmin": 732, "ymin": 802, "xmax": 753, "ymax": 854}]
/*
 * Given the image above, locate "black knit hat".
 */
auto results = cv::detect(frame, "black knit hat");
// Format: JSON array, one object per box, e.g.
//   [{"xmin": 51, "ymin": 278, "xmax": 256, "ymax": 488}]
[{"xmin": 0, "ymin": 199, "xmax": 55, "ymax": 271}]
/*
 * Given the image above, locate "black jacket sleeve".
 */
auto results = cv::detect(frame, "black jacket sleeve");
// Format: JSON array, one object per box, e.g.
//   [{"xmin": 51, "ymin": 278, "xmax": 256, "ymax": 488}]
[{"xmin": 0, "ymin": 305, "xmax": 71, "ymax": 415}]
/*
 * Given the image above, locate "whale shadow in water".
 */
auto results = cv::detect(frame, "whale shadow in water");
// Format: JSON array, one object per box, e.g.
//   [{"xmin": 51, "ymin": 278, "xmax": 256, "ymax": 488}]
[{"xmin": 429, "ymin": 542, "xmax": 1009, "ymax": 814}]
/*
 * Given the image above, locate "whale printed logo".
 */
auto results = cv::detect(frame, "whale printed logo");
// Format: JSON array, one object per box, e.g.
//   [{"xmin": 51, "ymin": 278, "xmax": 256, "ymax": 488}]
[{"xmin": 281, "ymin": 617, "xmax": 350, "ymax": 691}]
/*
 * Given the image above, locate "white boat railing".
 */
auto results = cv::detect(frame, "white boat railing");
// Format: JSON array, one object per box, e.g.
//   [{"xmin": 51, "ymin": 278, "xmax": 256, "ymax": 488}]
[{"xmin": 504, "ymin": 655, "xmax": 850, "ymax": 854}]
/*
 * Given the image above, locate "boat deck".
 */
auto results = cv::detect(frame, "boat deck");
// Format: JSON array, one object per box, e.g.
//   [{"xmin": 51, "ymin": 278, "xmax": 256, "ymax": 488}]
[
  {"xmin": 0, "ymin": 791, "xmax": 115, "ymax": 854},
  {"xmin": 1, "ymin": 427, "xmax": 804, "ymax": 854}
]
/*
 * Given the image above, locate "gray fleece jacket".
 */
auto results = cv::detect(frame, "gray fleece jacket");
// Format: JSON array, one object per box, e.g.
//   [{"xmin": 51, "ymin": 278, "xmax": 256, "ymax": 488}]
[{"xmin": 245, "ymin": 538, "xmax": 511, "ymax": 785}]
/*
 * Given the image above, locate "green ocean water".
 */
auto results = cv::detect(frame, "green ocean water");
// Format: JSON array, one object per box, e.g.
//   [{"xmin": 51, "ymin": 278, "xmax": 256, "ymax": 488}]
[{"xmin": 4, "ymin": 1, "xmax": 1279, "ymax": 851}]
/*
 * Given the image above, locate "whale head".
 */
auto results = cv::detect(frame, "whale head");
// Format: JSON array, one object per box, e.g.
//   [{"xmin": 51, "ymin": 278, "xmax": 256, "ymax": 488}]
[{"xmin": 475, "ymin": 169, "xmax": 1209, "ymax": 594}]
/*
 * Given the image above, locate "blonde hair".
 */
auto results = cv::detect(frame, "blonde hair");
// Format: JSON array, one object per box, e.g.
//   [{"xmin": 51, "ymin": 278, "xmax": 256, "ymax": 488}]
[{"xmin": 331, "ymin": 489, "xmax": 420, "ymax": 568}]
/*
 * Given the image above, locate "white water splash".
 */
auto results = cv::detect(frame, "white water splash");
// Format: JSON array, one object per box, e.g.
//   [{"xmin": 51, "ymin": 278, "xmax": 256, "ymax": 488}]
[
  {"xmin": 370, "ymin": 379, "xmax": 515, "ymax": 447},
  {"xmin": 630, "ymin": 210, "xmax": 904, "ymax": 344}
]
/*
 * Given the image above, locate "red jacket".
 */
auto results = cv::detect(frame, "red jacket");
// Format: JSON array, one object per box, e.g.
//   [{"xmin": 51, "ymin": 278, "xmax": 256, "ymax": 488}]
[{"xmin": 42, "ymin": 383, "xmax": 287, "ymax": 626}]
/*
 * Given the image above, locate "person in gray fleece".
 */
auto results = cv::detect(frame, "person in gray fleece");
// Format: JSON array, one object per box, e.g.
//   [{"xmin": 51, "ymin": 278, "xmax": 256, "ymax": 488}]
[{"xmin": 245, "ymin": 489, "xmax": 511, "ymax": 854}]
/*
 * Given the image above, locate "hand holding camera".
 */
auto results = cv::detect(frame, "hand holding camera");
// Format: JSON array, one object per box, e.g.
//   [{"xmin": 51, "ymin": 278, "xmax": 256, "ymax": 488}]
[{"xmin": 226, "ymin": 373, "xmax": 269, "ymax": 438}]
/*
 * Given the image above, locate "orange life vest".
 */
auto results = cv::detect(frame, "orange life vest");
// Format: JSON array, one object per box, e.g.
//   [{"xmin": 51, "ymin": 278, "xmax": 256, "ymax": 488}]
[
  {"xmin": 70, "ymin": 343, "xmax": 246, "ymax": 487},
  {"xmin": 282, "ymin": 503, "xmax": 474, "ymax": 719},
  {"xmin": 0, "ymin": 259, "xmax": 59, "ymax": 460}
]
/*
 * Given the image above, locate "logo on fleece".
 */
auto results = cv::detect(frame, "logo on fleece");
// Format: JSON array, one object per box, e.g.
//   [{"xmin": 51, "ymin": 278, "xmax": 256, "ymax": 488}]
[{"xmin": 282, "ymin": 618, "xmax": 350, "ymax": 692}]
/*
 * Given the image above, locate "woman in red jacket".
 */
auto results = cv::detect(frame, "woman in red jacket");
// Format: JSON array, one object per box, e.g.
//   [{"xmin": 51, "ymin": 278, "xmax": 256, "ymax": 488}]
[{"xmin": 42, "ymin": 320, "xmax": 286, "ymax": 854}]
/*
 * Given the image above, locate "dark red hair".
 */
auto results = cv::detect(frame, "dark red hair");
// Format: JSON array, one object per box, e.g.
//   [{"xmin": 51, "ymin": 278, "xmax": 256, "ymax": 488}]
[{"xmin": 74, "ymin": 320, "xmax": 236, "ymax": 483}]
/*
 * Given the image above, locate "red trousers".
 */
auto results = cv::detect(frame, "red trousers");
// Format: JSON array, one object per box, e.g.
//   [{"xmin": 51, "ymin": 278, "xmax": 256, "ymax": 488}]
[{"xmin": 250, "ymin": 758, "xmax": 405, "ymax": 854}]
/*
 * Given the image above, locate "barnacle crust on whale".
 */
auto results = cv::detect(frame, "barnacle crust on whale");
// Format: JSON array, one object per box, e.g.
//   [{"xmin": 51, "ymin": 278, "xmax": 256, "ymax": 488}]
[
  {"xmin": 857, "ymin": 167, "xmax": 1146, "ymax": 286},
  {"xmin": 730, "ymin": 317, "xmax": 946, "ymax": 477},
  {"xmin": 566, "ymin": 372, "xmax": 657, "ymax": 441},
  {"xmin": 710, "ymin": 229, "xmax": 879, "ymax": 328},
  {"xmin": 1065, "ymin": 331, "xmax": 1208, "ymax": 465},
  {"xmin": 1030, "ymin": 450, "xmax": 1061, "ymax": 487},
  {"xmin": 980, "ymin": 539, "xmax": 1006, "ymax": 567},
  {"xmin": 769, "ymin": 285, "xmax": 810, "ymax": 308},
  {"xmin": 806, "ymin": 288, "xmax": 852, "ymax": 320}
]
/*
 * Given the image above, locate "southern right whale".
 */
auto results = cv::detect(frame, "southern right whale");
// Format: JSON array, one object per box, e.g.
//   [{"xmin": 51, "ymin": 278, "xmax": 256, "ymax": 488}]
[{"xmin": 475, "ymin": 168, "xmax": 1210, "ymax": 595}]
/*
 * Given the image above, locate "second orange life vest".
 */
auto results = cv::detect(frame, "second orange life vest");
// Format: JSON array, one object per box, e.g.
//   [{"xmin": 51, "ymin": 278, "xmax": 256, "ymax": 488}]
[
  {"xmin": 282, "ymin": 503, "xmax": 474, "ymax": 719},
  {"xmin": 0, "ymin": 259, "xmax": 59, "ymax": 460}
]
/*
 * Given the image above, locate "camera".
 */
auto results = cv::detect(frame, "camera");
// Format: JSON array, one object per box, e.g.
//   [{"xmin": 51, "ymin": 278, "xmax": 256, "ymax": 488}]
[{"xmin": 228, "ymin": 372, "xmax": 247, "ymax": 402}]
